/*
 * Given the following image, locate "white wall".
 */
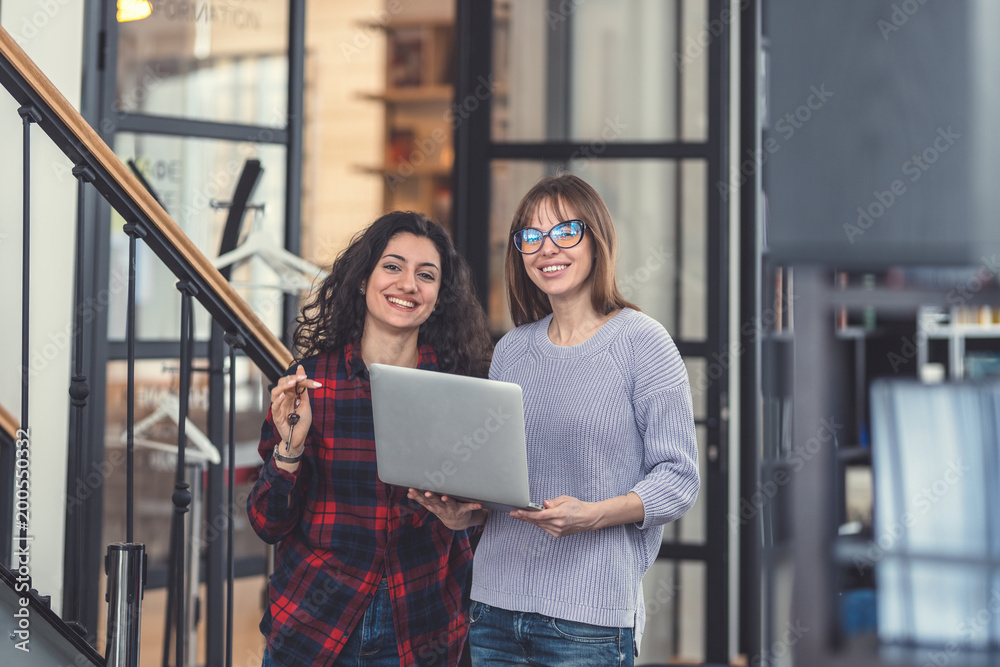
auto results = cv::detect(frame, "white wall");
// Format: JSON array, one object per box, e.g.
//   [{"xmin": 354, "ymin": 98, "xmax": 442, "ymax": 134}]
[{"xmin": 0, "ymin": 0, "xmax": 86, "ymax": 612}]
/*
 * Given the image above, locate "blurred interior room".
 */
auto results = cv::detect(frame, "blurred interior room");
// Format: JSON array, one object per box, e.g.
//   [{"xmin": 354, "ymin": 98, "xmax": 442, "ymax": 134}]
[{"xmin": 1, "ymin": 1, "xmax": 999, "ymax": 666}]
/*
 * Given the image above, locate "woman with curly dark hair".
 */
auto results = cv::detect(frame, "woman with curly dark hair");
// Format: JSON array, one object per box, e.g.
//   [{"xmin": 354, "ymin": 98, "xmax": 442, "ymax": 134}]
[{"xmin": 248, "ymin": 211, "xmax": 493, "ymax": 667}]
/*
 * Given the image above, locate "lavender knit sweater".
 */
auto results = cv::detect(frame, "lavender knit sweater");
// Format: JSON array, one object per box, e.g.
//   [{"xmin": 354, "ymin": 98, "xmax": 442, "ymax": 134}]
[{"xmin": 471, "ymin": 308, "xmax": 700, "ymax": 647}]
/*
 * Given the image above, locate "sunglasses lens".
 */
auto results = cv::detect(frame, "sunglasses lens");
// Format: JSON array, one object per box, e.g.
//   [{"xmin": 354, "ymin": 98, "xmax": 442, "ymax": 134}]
[
  {"xmin": 516, "ymin": 229, "xmax": 543, "ymax": 253},
  {"xmin": 551, "ymin": 221, "xmax": 583, "ymax": 247}
]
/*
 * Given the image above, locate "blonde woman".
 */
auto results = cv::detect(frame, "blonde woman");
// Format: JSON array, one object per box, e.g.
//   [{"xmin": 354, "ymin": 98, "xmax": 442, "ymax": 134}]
[{"xmin": 412, "ymin": 174, "xmax": 699, "ymax": 666}]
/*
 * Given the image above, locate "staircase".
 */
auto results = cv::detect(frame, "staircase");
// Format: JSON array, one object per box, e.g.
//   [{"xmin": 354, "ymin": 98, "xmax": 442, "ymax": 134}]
[
  {"xmin": 0, "ymin": 562, "xmax": 104, "ymax": 666},
  {"xmin": 0, "ymin": 21, "xmax": 293, "ymax": 667}
]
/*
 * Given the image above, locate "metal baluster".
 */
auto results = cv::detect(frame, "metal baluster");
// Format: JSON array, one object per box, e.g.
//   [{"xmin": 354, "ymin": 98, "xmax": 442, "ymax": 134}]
[
  {"xmin": 104, "ymin": 543, "xmax": 145, "ymax": 667},
  {"xmin": 123, "ymin": 222, "xmax": 146, "ymax": 544},
  {"xmin": 69, "ymin": 165, "xmax": 95, "ymax": 628},
  {"xmin": 105, "ymin": 220, "xmax": 148, "ymax": 667},
  {"xmin": 161, "ymin": 487, "xmax": 179, "ymax": 667},
  {"xmin": 223, "ymin": 332, "xmax": 245, "ymax": 667},
  {"xmin": 174, "ymin": 281, "xmax": 198, "ymax": 667},
  {"xmin": 17, "ymin": 105, "xmax": 40, "ymax": 566}
]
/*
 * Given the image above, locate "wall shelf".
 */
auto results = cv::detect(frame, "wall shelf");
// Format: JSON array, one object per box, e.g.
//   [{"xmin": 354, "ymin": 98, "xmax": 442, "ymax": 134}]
[{"xmin": 357, "ymin": 12, "xmax": 455, "ymax": 230}]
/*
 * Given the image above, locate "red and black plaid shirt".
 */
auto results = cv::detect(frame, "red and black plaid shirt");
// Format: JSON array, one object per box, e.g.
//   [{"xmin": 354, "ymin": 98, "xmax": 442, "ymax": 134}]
[{"xmin": 247, "ymin": 342, "xmax": 474, "ymax": 667}]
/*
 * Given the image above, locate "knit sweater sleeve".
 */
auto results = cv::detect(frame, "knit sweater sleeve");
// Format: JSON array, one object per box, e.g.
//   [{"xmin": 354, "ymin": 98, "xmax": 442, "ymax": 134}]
[
  {"xmin": 488, "ymin": 335, "xmax": 506, "ymax": 381},
  {"xmin": 488, "ymin": 327, "xmax": 520, "ymax": 381},
  {"xmin": 626, "ymin": 317, "xmax": 701, "ymax": 530}
]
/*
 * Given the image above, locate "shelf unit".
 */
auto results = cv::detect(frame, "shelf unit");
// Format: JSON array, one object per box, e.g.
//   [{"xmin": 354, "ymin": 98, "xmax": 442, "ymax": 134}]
[
  {"xmin": 916, "ymin": 306, "xmax": 1000, "ymax": 380},
  {"xmin": 357, "ymin": 16, "xmax": 455, "ymax": 230},
  {"xmin": 761, "ymin": 264, "xmax": 1000, "ymax": 667}
]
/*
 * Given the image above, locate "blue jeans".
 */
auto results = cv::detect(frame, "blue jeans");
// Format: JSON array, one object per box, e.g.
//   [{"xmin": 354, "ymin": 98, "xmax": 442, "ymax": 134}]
[
  {"xmin": 468, "ymin": 601, "xmax": 634, "ymax": 666},
  {"xmin": 263, "ymin": 579, "xmax": 403, "ymax": 667}
]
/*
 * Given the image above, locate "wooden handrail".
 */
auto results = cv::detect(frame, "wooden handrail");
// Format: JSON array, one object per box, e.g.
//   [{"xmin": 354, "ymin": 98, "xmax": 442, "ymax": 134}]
[
  {"xmin": 0, "ymin": 26, "xmax": 294, "ymax": 375},
  {"xmin": 0, "ymin": 403, "xmax": 17, "ymax": 442}
]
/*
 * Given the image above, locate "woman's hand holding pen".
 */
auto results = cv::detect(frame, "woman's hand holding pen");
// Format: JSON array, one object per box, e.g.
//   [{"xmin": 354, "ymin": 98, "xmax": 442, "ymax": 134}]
[
  {"xmin": 270, "ymin": 364, "xmax": 322, "ymax": 457},
  {"xmin": 407, "ymin": 489, "xmax": 488, "ymax": 531}
]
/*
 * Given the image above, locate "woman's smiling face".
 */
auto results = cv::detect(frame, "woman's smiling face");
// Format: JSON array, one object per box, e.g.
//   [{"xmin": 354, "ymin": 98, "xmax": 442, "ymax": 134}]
[
  {"xmin": 363, "ymin": 232, "xmax": 442, "ymax": 336},
  {"xmin": 520, "ymin": 199, "xmax": 594, "ymax": 304}
]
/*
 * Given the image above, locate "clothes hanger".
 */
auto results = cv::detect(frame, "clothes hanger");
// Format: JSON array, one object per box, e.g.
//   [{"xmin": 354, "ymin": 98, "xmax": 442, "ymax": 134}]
[
  {"xmin": 211, "ymin": 207, "xmax": 327, "ymax": 293},
  {"xmin": 122, "ymin": 393, "xmax": 221, "ymax": 465}
]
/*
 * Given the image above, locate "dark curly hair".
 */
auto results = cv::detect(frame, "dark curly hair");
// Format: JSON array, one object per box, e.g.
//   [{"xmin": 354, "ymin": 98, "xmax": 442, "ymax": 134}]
[{"xmin": 294, "ymin": 211, "xmax": 493, "ymax": 378}]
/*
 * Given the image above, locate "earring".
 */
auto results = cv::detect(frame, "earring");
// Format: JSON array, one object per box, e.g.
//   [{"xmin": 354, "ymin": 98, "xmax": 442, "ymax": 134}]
[{"xmin": 359, "ymin": 286, "xmax": 365, "ymax": 295}]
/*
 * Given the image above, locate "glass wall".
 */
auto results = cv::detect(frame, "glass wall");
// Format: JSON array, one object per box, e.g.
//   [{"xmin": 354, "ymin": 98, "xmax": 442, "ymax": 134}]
[
  {"xmin": 116, "ymin": 1, "xmax": 290, "ymax": 125},
  {"xmin": 492, "ymin": 0, "xmax": 707, "ymax": 143},
  {"xmin": 109, "ymin": 134, "xmax": 289, "ymax": 340}
]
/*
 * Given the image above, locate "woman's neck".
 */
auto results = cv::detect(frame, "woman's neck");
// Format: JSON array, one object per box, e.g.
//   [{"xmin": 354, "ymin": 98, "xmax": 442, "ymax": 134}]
[
  {"xmin": 547, "ymin": 295, "xmax": 619, "ymax": 347},
  {"xmin": 359, "ymin": 326, "xmax": 421, "ymax": 368}
]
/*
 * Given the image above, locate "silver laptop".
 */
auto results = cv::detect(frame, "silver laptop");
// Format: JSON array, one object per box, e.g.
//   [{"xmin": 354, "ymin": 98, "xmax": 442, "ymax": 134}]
[{"xmin": 369, "ymin": 363, "xmax": 542, "ymax": 512}]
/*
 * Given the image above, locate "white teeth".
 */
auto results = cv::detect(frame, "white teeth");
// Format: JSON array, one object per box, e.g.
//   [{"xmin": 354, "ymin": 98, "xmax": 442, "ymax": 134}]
[
  {"xmin": 541, "ymin": 265, "xmax": 568, "ymax": 273},
  {"xmin": 387, "ymin": 296, "xmax": 416, "ymax": 308}
]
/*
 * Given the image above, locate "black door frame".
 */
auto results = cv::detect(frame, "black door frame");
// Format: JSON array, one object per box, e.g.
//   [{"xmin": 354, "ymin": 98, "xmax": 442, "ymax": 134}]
[
  {"xmin": 738, "ymin": 1, "xmax": 762, "ymax": 661},
  {"xmin": 453, "ymin": 1, "xmax": 732, "ymax": 661}
]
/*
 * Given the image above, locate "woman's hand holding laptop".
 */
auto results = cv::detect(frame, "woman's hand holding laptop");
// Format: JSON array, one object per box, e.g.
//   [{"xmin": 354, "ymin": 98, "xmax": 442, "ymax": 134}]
[
  {"xmin": 508, "ymin": 492, "xmax": 646, "ymax": 538},
  {"xmin": 407, "ymin": 489, "xmax": 487, "ymax": 531}
]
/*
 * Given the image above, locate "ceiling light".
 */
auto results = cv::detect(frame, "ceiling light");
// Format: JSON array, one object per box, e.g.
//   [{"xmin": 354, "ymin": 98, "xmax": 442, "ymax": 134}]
[{"xmin": 117, "ymin": 0, "xmax": 152, "ymax": 22}]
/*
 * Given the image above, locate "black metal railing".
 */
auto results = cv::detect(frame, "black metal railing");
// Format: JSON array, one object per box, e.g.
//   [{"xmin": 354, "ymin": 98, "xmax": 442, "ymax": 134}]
[{"xmin": 0, "ymin": 23, "xmax": 293, "ymax": 667}]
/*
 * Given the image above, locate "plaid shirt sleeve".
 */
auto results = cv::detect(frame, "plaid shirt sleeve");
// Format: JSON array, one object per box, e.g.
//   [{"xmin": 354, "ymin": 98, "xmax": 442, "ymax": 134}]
[
  {"xmin": 245, "ymin": 345, "xmax": 476, "ymax": 667},
  {"xmin": 246, "ymin": 403, "xmax": 308, "ymax": 544}
]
